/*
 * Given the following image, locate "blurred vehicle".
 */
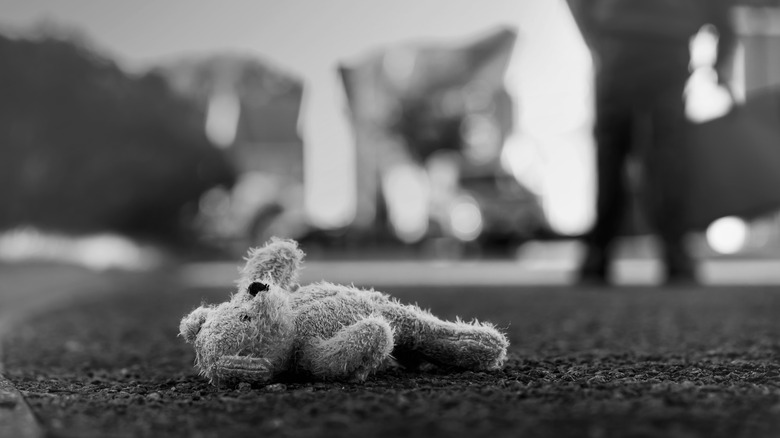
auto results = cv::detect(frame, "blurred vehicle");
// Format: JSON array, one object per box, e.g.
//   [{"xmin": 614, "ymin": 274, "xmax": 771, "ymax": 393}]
[
  {"xmin": 421, "ymin": 147, "xmax": 545, "ymax": 257},
  {"xmin": 339, "ymin": 26, "xmax": 548, "ymax": 256},
  {"xmin": 457, "ymin": 170, "xmax": 545, "ymax": 246},
  {"xmin": 195, "ymin": 171, "xmax": 310, "ymax": 251}
]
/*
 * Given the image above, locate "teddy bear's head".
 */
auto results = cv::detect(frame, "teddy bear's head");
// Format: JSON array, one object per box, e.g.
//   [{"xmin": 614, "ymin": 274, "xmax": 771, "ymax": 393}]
[{"xmin": 179, "ymin": 238, "xmax": 304, "ymax": 384}]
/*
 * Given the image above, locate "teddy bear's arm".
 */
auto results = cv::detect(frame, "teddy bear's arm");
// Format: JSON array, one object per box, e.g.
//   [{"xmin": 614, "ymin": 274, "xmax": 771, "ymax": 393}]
[{"xmin": 297, "ymin": 315, "xmax": 395, "ymax": 382}]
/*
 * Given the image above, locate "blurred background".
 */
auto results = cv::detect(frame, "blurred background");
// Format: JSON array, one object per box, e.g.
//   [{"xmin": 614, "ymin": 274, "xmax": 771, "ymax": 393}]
[{"xmin": 1, "ymin": 0, "xmax": 780, "ymax": 272}]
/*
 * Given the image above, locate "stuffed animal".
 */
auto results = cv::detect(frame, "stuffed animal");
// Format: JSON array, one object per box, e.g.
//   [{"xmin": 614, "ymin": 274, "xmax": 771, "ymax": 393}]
[{"xmin": 179, "ymin": 238, "xmax": 509, "ymax": 385}]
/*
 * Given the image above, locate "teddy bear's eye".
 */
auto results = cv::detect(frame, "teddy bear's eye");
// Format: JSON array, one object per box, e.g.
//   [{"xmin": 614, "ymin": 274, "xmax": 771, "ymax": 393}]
[
  {"xmin": 248, "ymin": 282, "xmax": 269, "ymax": 296},
  {"xmin": 240, "ymin": 314, "xmax": 252, "ymax": 322}
]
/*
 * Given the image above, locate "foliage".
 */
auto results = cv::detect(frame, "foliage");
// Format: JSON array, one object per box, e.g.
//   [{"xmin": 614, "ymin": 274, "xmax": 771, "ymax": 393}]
[{"xmin": 0, "ymin": 34, "xmax": 235, "ymax": 240}]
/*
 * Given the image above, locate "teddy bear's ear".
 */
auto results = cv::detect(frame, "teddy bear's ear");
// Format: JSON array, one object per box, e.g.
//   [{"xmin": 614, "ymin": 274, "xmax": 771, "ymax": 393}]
[
  {"xmin": 239, "ymin": 238, "xmax": 305, "ymax": 292},
  {"xmin": 179, "ymin": 306, "xmax": 212, "ymax": 344}
]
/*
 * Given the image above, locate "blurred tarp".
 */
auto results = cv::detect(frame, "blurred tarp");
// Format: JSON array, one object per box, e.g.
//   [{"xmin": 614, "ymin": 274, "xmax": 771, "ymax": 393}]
[
  {"xmin": 338, "ymin": 26, "xmax": 546, "ymax": 246},
  {"xmin": 153, "ymin": 55, "xmax": 304, "ymax": 181},
  {"xmin": 341, "ymin": 26, "xmax": 516, "ymax": 165},
  {"xmin": 0, "ymin": 33, "xmax": 235, "ymax": 241},
  {"xmin": 685, "ymin": 86, "xmax": 780, "ymax": 229},
  {"xmin": 153, "ymin": 56, "xmax": 308, "ymax": 246}
]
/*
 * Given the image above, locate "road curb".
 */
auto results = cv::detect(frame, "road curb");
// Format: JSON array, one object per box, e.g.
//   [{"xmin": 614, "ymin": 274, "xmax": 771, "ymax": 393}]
[
  {"xmin": 0, "ymin": 264, "xmax": 158, "ymax": 437},
  {"xmin": 0, "ymin": 374, "xmax": 42, "ymax": 438}
]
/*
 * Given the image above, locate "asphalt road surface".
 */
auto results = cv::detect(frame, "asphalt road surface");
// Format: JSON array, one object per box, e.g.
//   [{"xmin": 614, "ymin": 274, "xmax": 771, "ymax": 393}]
[{"xmin": 1, "ymin": 262, "xmax": 779, "ymax": 438}]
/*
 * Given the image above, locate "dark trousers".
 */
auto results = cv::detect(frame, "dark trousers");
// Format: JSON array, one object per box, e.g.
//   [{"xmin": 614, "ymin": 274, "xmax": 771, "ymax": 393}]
[{"xmin": 587, "ymin": 38, "xmax": 692, "ymax": 264}]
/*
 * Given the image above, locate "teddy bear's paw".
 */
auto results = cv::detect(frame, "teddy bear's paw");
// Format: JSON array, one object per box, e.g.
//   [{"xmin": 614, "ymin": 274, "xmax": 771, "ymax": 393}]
[
  {"xmin": 432, "ymin": 338, "xmax": 507, "ymax": 370},
  {"xmin": 425, "ymin": 325, "xmax": 509, "ymax": 371},
  {"xmin": 212, "ymin": 355, "xmax": 275, "ymax": 385}
]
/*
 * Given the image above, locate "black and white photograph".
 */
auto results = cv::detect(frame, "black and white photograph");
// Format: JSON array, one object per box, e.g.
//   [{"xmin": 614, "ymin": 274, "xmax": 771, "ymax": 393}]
[{"xmin": 0, "ymin": 1, "xmax": 779, "ymax": 437}]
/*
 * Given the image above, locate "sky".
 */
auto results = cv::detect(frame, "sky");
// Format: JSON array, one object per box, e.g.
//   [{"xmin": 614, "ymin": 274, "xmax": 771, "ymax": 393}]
[{"xmin": 0, "ymin": 0, "xmax": 595, "ymax": 232}]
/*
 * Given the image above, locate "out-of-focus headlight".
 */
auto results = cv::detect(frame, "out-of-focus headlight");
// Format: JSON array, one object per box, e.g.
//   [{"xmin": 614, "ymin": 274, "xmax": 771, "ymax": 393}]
[
  {"xmin": 706, "ymin": 216, "xmax": 747, "ymax": 255},
  {"xmin": 449, "ymin": 195, "xmax": 483, "ymax": 242}
]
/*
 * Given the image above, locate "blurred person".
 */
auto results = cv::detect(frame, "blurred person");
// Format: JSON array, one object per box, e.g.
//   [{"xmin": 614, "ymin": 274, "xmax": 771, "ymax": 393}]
[{"xmin": 569, "ymin": 0, "xmax": 737, "ymax": 285}]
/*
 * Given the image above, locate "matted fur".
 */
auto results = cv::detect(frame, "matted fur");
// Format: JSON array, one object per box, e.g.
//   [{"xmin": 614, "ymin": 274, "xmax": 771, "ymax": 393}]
[{"xmin": 179, "ymin": 238, "xmax": 509, "ymax": 385}]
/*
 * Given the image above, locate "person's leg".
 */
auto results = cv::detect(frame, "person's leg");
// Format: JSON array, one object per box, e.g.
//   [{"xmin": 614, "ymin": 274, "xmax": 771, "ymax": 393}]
[
  {"xmin": 579, "ymin": 83, "xmax": 633, "ymax": 284},
  {"xmin": 643, "ymin": 79, "xmax": 696, "ymax": 284}
]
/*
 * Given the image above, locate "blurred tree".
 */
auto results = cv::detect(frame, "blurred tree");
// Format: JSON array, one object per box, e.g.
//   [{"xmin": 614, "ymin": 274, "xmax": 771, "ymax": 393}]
[{"xmin": 0, "ymin": 33, "xmax": 235, "ymax": 242}]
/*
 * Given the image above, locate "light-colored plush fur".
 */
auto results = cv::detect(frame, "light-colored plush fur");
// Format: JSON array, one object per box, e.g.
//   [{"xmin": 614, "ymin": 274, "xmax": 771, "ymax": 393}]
[{"xmin": 180, "ymin": 238, "xmax": 509, "ymax": 386}]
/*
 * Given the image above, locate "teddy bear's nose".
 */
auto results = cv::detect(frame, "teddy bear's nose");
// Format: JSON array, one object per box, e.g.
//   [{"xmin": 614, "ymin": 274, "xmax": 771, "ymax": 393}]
[{"xmin": 248, "ymin": 282, "xmax": 269, "ymax": 296}]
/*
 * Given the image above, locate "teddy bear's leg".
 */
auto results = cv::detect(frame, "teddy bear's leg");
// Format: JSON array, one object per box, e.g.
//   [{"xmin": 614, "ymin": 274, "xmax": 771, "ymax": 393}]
[
  {"xmin": 298, "ymin": 315, "xmax": 394, "ymax": 382},
  {"xmin": 388, "ymin": 307, "xmax": 508, "ymax": 371}
]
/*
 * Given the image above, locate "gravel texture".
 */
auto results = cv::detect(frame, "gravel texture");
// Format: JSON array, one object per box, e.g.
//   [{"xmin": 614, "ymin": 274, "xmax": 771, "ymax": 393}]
[{"xmin": 3, "ymin": 279, "xmax": 780, "ymax": 438}]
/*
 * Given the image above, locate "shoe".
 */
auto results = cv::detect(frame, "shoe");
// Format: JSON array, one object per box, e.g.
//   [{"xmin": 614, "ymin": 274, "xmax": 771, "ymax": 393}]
[
  {"xmin": 576, "ymin": 246, "xmax": 610, "ymax": 286},
  {"xmin": 663, "ymin": 244, "xmax": 698, "ymax": 286},
  {"xmin": 664, "ymin": 271, "xmax": 698, "ymax": 286},
  {"xmin": 664, "ymin": 261, "xmax": 698, "ymax": 286},
  {"xmin": 578, "ymin": 272, "xmax": 610, "ymax": 286}
]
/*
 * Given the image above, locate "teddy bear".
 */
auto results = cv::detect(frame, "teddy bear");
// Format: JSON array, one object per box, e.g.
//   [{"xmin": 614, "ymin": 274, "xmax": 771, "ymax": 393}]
[{"xmin": 179, "ymin": 238, "xmax": 509, "ymax": 385}]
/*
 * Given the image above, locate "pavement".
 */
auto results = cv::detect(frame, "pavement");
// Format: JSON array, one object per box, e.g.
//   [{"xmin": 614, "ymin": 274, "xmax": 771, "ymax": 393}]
[
  {"xmin": 1, "ymin": 251, "xmax": 780, "ymax": 437},
  {"xmin": 0, "ymin": 263, "xmax": 150, "ymax": 438},
  {"xmin": 0, "ymin": 376, "xmax": 40, "ymax": 438}
]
